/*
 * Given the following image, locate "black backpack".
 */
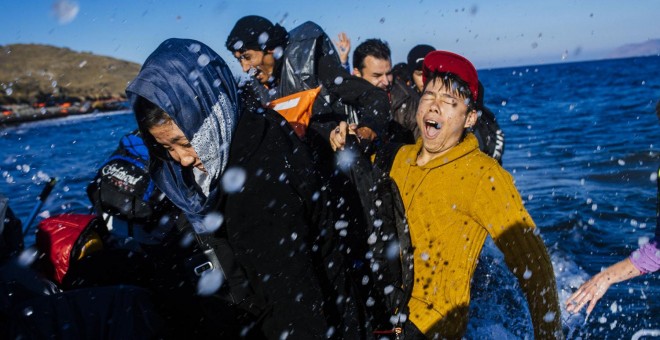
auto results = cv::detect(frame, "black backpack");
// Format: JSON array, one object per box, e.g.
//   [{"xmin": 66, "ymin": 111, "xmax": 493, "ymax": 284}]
[
  {"xmin": 87, "ymin": 131, "xmax": 172, "ymax": 227},
  {"xmin": 337, "ymin": 137, "xmax": 414, "ymax": 333}
]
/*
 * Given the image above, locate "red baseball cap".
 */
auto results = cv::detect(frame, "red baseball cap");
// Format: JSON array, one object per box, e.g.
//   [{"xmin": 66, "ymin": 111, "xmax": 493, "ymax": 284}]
[{"xmin": 422, "ymin": 50, "xmax": 479, "ymax": 102}]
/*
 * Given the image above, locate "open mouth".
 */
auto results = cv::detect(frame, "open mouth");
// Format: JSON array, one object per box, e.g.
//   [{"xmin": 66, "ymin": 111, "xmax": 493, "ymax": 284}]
[{"xmin": 424, "ymin": 119, "xmax": 442, "ymax": 138}]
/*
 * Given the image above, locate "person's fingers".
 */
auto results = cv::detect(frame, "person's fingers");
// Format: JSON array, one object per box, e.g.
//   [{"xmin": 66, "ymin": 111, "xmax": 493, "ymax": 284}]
[
  {"xmin": 566, "ymin": 283, "xmax": 593, "ymax": 313},
  {"xmin": 586, "ymin": 296, "xmax": 600, "ymax": 315},
  {"xmin": 330, "ymin": 123, "xmax": 350, "ymax": 151}
]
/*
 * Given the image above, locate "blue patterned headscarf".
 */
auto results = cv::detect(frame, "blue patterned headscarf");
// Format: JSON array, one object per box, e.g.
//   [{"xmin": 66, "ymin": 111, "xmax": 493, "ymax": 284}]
[{"xmin": 126, "ymin": 38, "xmax": 239, "ymax": 232}]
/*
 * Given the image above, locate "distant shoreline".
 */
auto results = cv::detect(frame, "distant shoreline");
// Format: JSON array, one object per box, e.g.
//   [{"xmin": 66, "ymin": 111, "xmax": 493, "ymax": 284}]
[{"xmin": 0, "ymin": 101, "xmax": 129, "ymax": 126}]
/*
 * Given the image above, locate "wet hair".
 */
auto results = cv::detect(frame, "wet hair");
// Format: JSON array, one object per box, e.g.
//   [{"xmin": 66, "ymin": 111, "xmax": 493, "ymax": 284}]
[
  {"xmin": 353, "ymin": 38, "xmax": 391, "ymax": 72},
  {"xmin": 133, "ymin": 96, "xmax": 172, "ymax": 160},
  {"xmin": 423, "ymin": 71, "xmax": 477, "ymax": 113},
  {"xmin": 225, "ymin": 15, "xmax": 289, "ymax": 53},
  {"xmin": 391, "ymin": 62, "xmax": 412, "ymax": 85},
  {"xmin": 133, "ymin": 95, "xmax": 171, "ymax": 130}
]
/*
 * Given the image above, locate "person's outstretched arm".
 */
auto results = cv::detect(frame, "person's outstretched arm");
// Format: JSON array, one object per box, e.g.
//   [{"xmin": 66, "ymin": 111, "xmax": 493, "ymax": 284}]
[{"xmin": 566, "ymin": 257, "xmax": 642, "ymax": 315}]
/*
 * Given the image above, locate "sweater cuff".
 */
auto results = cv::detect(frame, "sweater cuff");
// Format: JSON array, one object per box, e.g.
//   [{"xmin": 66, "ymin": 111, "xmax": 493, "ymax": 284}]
[{"xmin": 629, "ymin": 240, "xmax": 659, "ymax": 274}]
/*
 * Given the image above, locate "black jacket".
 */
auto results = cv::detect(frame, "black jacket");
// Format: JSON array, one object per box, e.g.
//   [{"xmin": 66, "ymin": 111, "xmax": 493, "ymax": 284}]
[
  {"xmin": 390, "ymin": 79, "xmax": 420, "ymax": 141},
  {"xmin": 205, "ymin": 108, "xmax": 365, "ymax": 339}
]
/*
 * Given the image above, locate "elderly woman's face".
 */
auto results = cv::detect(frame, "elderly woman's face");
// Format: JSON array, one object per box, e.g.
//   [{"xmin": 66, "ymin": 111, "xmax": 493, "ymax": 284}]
[{"xmin": 149, "ymin": 119, "xmax": 206, "ymax": 173}]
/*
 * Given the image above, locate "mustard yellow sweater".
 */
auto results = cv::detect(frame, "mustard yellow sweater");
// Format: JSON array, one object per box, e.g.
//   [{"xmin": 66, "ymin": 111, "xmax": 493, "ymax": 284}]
[{"xmin": 390, "ymin": 134, "xmax": 562, "ymax": 339}]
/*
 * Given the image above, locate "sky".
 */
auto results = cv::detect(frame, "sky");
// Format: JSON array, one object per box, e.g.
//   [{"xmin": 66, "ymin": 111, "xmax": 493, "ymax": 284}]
[{"xmin": 1, "ymin": 0, "xmax": 659, "ymax": 74}]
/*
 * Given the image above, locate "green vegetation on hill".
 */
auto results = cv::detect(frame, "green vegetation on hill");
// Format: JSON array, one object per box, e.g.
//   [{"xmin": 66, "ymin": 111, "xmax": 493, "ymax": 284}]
[{"xmin": 0, "ymin": 44, "xmax": 141, "ymax": 104}]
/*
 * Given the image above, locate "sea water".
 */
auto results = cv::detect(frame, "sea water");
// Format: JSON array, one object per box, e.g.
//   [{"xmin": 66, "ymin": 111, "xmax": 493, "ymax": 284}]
[{"xmin": 1, "ymin": 56, "xmax": 659, "ymax": 338}]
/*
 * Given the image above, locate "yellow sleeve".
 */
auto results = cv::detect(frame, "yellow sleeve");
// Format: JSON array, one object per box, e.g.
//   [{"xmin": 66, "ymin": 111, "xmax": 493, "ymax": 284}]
[{"xmin": 472, "ymin": 167, "xmax": 564, "ymax": 339}]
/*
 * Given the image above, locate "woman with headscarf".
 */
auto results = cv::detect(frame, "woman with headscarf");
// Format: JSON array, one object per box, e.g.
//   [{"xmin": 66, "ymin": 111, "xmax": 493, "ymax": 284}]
[{"xmin": 127, "ymin": 38, "xmax": 364, "ymax": 339}]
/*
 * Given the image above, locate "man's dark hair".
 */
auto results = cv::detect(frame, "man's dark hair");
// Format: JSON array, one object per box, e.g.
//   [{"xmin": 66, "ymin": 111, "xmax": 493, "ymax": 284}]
[
  {"xmin": 422, "ymin": 71, "xmax": 477, "ymax": 113},
  {"xmin": 391, "ymin": 62, "xmax": 411, "ymax": 85},
  {"xmin": 353, "ymin": 38, "xmax": 391, "ymax": 72}
]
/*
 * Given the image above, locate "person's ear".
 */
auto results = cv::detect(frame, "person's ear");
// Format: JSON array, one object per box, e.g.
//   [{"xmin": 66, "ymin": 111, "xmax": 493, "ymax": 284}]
[
  {"xmin": 464, "ymin": 109, "xmax": 478, "ymax": 129},
  {"xmin": 353, "ymin": 67, "xmax": 362, "ymax": 78}
]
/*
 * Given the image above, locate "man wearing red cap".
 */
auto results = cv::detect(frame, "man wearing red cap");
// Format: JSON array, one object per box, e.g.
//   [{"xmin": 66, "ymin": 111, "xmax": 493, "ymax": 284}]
[{"xmin": 386, "ymin": 51, "xmax": 563, "ymax": 338}]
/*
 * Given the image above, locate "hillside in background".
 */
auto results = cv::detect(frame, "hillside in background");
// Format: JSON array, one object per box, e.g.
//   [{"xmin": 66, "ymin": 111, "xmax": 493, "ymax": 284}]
[
  {"xmin": 0, "ymin": 44, "xmax": 141, "ymax": 104},
  {"xmin": 607, "ymin": 39, "xmax": 660, "ymax": 59}
]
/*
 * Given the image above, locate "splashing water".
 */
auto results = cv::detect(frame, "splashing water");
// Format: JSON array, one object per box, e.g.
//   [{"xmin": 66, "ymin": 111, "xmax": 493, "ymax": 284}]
[{"xmin": 51, "ymin": 0, "xmax": 79, "ymax": 24}]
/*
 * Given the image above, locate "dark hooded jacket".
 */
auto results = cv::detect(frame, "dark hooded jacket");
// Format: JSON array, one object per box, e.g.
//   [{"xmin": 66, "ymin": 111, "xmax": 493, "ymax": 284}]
[
  {"xmin": 127, "ymin": 38, "xmax": 365, "ymax": 339},
  {"xmin": 227, "ymin": 18, "xmax": 392, "ymax": 144}
]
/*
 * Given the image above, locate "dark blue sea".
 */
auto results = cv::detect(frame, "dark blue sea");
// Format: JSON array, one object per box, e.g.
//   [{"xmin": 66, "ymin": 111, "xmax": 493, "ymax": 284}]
[{"xmin": 1, "ymin": 56, "xmax": 659, "ymax": 338}]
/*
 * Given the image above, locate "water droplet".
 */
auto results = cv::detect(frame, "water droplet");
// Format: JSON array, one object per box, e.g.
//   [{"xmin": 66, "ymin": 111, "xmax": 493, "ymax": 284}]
[
  {"xmin": 188, "ymin": 43, "xmax": 201, "ymax": 53},
  {"xmin": 197, "ymin": 54, "xmax": 210, "ymax": 67},
  {"xmin": 326, "ymin": 327, "xmax": 335, "ymax": 338},
  {"xmin": 188, "ymin": 70, "xmax": 200, "ymax": 81},
  {"xmin": 197, "ymin": 269, "xmax": 224, "ymax": 296},
  {"xmin": 17, "ymin": 247, "xmax": 38, "ymax": 267},
  {"xmin": 273, "ymin": 46, "xmax": 284, "ymax": 60},
  {"xmin": 334, "ymin": 76, "xmax": 344, "ymax": 85},
  {"xmin": 510, "ymin": 113, "xmax": 519, "ymax": 121},
  {"xmin": 23, "ymin": 306, "xmax": 33, "ymax": 316},
  {"xmin": 200, "ymin": 212, "xmax": 224, "ymax": 234},
  {"xmin": 222, "ymin": 167, "xmax": 246, "ymax": 193},
  {"xmin": 5, "ymin": 88, "xmax": 12, "ymax": 96},
  {"xmin": 233, "ymin": 41, "xmax": 244, "ymax": 50},
  {"xmin": 617, "ymin": 159, "xmax": 625, "ymax": 166},
  {"xmin": 52, "ymin": 0, "xmax": 80, "ymax": 24},
  {"xmin": 336, "ymin": 149, "xmax": 357, "ymax": 172},
  {"xmin": 523, "ymin": 268, "xmax": 532, "ymax": 279},
  {"xmin": 386, "ymin": 242, "xmax": 400, "ymax": 260},
  {"xmin": 258, "ymin": 32, "xmax": 269, "ymax": 45},
  {"xmin": 543, "ymin": 311, "xmax": 555, "ymax": 322},
  {"xmin": 334, "ymin": 220, "xmax": 349, "ymax": 230}
]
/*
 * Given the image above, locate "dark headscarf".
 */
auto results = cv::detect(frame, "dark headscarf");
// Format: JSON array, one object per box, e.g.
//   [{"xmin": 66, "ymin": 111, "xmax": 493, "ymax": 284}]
[
  {"xmin": 225, "ymin": 15, "xmax": 289, "ymax": 52},
  {"xmin": 126, "ymin": 38, "xmax": 239, "ymax": 232}
]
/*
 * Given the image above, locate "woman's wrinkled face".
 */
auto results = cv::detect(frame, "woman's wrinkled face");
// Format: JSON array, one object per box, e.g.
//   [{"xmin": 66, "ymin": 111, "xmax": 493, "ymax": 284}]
[{"xmin": 149, "ymin": 119, "xmax": 206, "ymax": 172}]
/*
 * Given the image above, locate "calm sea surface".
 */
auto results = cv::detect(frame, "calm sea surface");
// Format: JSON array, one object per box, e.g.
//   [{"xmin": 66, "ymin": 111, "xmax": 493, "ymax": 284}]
[{"xmin": 1, "ymin": 56, "xmax": 659, "ymax": 338}]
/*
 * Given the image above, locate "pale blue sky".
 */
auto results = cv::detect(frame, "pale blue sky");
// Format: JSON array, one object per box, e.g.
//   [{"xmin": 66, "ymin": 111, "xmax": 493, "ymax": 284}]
[{"xmin": 1, "ymin": 0, "xmax": 659, "ymax": 72}]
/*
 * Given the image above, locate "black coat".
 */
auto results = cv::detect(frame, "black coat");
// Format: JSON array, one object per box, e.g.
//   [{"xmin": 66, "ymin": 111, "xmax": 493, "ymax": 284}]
[{"xmin": 205, "ymin": 108, "xmax": 365, "ymax": 339}]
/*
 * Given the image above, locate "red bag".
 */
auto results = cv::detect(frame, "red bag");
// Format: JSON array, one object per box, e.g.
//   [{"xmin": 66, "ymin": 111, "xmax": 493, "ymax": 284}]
[{"xmin": 36, "ymin": 214, "xmax": 106, "ymax": 284}]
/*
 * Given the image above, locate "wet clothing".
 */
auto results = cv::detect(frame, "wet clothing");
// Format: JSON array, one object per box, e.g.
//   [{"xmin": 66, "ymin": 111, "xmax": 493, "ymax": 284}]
[
  {"xmin": 128, "ymin": 38, "xmax": 364, "ymax": 339},
  {"xmin": 630, "ymin": 240, "xmax": 659, "ymax": 273},
  {"xmin": 389, "ymin": 78, "xmax": 420, "ymax": 141},
  {"xmin": 238, "ymin": 21, "xmax": 391, "ymax": 143},
  {"xmin": 388, "ymin": 133, "xmax": 562, "ymax": 339},
  {"xmin": 0, "ymin": 196, "xmax": 23, "ymax": 262}
]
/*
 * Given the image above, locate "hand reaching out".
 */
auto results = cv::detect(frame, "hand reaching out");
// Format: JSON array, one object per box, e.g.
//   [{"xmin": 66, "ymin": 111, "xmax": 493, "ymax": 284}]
[{"xmin": 565, "ymin": 258, "xmax": 642, "ymax": 315}]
